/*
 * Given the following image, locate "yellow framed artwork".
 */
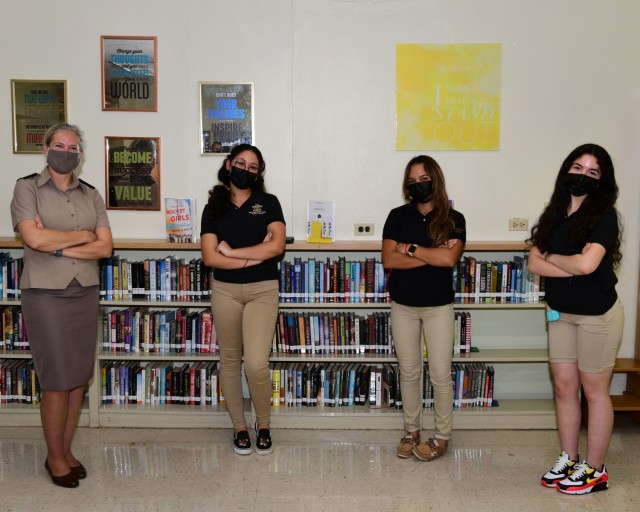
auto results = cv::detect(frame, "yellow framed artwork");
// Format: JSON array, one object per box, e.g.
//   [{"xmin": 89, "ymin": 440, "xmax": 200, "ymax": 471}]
[{"xmin": 396, "ymin": 43, "xmax": 501, "ymax": 151}]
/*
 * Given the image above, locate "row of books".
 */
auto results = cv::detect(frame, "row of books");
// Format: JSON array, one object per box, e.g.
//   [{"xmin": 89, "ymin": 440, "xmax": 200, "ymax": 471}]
[
  {"xmin": 99, "ymin": 359, "xmax": 496, "ymax": 410},
  {"xmin": 270, "ymin": 362, "xmax": 398, "ymax": 408},
  {"xmin": 5, "ymin": 301, "xmax": 472, "ymax": 356},
  {"xmin": 101, "ymin": 361, "xmax": 221, "ymax": 405},
  {"xmin": 425, "ymin": 363, "xmax": 496, "ymax": 409},
  {"xmin": 0, "ymin": 359, "xmax": 40, "ymax": 404},
  {"xmin": 101, "ymin": 308, "xmax": 218, "ymax": 353},
  {"xmin": 269, "ymin": 361, "xmax": 496, "ymax": 409},
  {"xmin": 273, "ymin": 311, "xmax": 393, "ymax": 355},
  {"xmin": 99, "ymin": 256, "xmax": 212, "ymax": 302},
  {"xmin": 0, "ymin": 254, "xmax": 23, "ymax": 300},
  {"xmin": 1, "ymin": 306, "xmax": 29, "ymax": 351},
  {"xmin": 273, "ymin": 310, "xmax": 473, "ymax": 355},
  {"xmin": 453, "ymin": 255, "xmax": 545, "ymax": 303},
  {"xmin": 2, "ymin": 252, "xmax": 548, "ymax": 306},
  {"xmin": 278, "ymin": 257, "xmax": 390, "ymax": 304}
]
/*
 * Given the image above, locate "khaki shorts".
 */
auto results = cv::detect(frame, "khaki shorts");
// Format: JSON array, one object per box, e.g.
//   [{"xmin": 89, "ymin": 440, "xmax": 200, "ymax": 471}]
[{"xmin": 548, "ymin": 297, "xmax": 624, "ymax": 373}]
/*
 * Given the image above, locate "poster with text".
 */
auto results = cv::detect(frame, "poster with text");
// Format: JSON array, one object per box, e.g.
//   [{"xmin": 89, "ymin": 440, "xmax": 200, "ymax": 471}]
[
  {"xmin": 199, "ymin": 82, "xmax": 253, "ymax": 154},
  {"xmin": 105, "ymin": 136, "xmax": 161, "ymax": 210},
  {"xmin": 396, "ymin": 43, "xmax": 501, "ymax": 151},
  {"xmin": 101, "ymin": 36, "xmax": 157, "ymax": 111},
  {"xmin": 11, "ymin": 80, "xmax": 67, "ymax": 153}
]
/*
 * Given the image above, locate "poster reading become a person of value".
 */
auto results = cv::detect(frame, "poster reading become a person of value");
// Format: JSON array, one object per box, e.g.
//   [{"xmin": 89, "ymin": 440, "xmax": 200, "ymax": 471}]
[
  {"xmin": 105, "ymin": 136, "xmax": 161, "ymax": 211},
  {"xmin": 396, "ymin": 43, "xmax": 502, "ymax": 151},
  {"xmin": 199, "ymin": 82, "xmax": 254, "ymax": 154}
]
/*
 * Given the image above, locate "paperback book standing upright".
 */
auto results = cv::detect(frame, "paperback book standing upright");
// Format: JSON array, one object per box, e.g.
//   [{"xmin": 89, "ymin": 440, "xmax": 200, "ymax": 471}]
[{"xmin": 165, "ymin": 198, "xmax": 197, "ymax": 243}]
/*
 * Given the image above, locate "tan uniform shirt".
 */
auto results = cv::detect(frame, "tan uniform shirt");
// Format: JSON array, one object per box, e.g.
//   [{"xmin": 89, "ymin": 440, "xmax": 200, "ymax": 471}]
[{"xmin": 10, "ymin": 167, "xmax": 111, "ymax": 289}]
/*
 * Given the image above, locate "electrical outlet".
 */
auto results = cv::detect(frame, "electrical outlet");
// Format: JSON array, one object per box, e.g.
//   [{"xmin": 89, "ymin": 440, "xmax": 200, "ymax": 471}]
[
  {"xmin": 354, "ymin": 223, "xmax": 374, "ymax": 236},
  {"xmin": 508, "ymin": 218, "xmax": 529, "ymax": 231}
]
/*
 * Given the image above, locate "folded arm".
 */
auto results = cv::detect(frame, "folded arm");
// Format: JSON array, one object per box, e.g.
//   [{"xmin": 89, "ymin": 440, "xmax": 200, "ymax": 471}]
[
  {"xmin": 527, "ymin": 246, "xmax": 572, "ymax": 277},
  {"xmin": 215, "ymin": 221, "xmax": 286, "ymax": 261},
  {"xmin": 60, "ymin": 226, "xmax": 113, "ymax": 260},
  {"xmin": 17, "ymin": 216, "xmax": 113, "ymax": 259},
  {"xmin": 382, "ymin": 238, "xmax": 463, "ymax": 269},
  {"xmin": 544, "ymin": 242, "xmax": 606, "ymax": 276}
]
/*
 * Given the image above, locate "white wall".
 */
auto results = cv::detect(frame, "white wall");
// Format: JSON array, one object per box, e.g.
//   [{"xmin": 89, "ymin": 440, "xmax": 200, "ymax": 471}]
[{"xmin": 1, "ymin": 0, "xmax": 638, "ymax": 356}]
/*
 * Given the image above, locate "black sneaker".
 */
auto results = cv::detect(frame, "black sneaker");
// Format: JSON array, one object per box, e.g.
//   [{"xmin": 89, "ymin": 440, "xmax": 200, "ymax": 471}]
[
  {"xmin": 233, "ymin": 430, "xmax": 252, "ymax": 455},
  {"xmin": 255, "ymin": 422, "xmax": 272, "ymax": 455},
  {"xmin": 557, "ymin": 460, "xmax": 609, "ymax": 495},
  {"xmin": 541, "ymin": 451, "xmax": 578, "ymax": 487}
]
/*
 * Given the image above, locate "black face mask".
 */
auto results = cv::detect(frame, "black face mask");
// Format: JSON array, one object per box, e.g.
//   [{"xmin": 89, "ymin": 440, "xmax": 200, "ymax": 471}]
[
  {"xmin": 565, "ymin": 173, "xmax": 599, "ymax": 197},
  {"xmin": 229, "ymin": 166, "xmax": 257, "ymax": 190},
  {"xmin": 408, "ymin": 181, "xmax": 433, "ymax": 203}
]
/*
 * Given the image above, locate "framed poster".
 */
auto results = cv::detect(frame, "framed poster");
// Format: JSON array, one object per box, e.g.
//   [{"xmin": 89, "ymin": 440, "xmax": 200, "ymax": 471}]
[
  {"xmin": 101, "ymin": 36, "xmax": 158, "ymax": 111},
  {"xmin": 396, "ymin": 43, "xmax": 501, "ymax": 150},
  {"xmin": 105, "ymin": 136, "xmax": 161, "ymax": 211},
  {"xmin": 199, "ymin": 82, "xmax": 254, "ymax": 154},
  {"xmin": 10, "ymin": 79, "xmax": 67, "ymax": 154}
]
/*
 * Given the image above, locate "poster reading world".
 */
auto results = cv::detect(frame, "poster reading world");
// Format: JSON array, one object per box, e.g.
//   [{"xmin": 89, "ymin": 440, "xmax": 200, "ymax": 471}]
[
  {"xmin": 396, "ymin": 43, "xmax": 501, "ymax": 151},
  {"xmin": 200, "ymin": 82, "xmax": 254, "ymax": 154},
  {"xmin": 101, "ymin": 36, "xmax": 157, "ymax": 111}
]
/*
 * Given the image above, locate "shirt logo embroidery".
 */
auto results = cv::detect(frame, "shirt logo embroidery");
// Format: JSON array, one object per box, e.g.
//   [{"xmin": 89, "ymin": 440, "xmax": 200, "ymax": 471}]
[{"xmin": 250, "ymin": 203, "xmax": 266, "ymax": 215}]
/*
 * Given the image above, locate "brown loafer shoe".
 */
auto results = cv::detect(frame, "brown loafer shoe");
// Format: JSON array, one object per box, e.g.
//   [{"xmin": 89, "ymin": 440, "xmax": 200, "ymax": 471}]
[
  {"xmin": 413, "ymin": 437, "xmax": 449, "ymax": 461},
  {"xmin": 44, "ymin": 459, "xmax": 79, "ymax": 488},
  {"xmin": 396, "ymin": 433, "xmax": 420, "ymax": 458},
  {"xmin": 69, "ymin": 462, "xmax": 87, "ymax": 479}
]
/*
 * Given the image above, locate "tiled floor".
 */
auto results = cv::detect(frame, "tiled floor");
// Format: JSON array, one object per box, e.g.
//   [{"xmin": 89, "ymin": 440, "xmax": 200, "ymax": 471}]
[{"xmin": 1, "ymin": 416, "xmax": 638, "ymax": 512}]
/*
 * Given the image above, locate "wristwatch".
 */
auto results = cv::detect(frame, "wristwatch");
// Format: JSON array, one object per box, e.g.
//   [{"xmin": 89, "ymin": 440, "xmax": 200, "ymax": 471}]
[
  {"xmin": 54, "ymin": 249, "xmax": 63, "ymax": 257},
  {"xmin": 407, "ymin": 244, "xmax": 418, "ymax": 256}
]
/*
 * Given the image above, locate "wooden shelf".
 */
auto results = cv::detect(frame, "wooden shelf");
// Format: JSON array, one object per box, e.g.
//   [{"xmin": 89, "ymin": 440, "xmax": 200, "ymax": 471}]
[
  {"xmin": 96, "ymin": 400, "xmax": 247, "ymax": 428},
  {"xmin": 268, "ymin": 399, "xmax": 556, "ymax": 430},
  {"xmin": 0, "ymin": 350, "xmax": 33, "ymax": 359},
  {"xmin": 613, "ymin": 358, "xmax": 640, "ymax": 373},
  {"xmin": 0, "ymin": 238, "xmax": 531, "ymax": 253},
  {"xmin": 611, "ymin": 393, "xmax": 640, "ymax": 411},
  {"xmin": 97, "ymin": 352, "xmax": 221, "ymax": 362},
  {"xmin": 266, "ymin": 349, "xmax": 548, "ymax": 364},
  {"xmin": 612, "ymin": 358, "xmax": 640, "ymax": 414},
  {"xmin": 0, "ymin": 402, "xmax": 89, "ymax": 427},
  {"xmin": 96, "ymin": 299, "xmax": 546, "ymax": 310}
]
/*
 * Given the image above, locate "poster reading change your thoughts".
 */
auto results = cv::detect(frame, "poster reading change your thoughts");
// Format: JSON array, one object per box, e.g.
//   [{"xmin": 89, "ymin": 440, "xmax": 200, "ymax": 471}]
[{"xmin": 101, "ymin": 36, "xmax": 157, "ymax": 111}]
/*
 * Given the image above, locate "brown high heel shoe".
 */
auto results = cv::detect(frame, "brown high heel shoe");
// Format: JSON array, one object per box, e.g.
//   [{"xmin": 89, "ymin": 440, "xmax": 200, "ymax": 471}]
[{"xmin": 44, "ymin": 459, "xmax": 79, "ymax": 488}]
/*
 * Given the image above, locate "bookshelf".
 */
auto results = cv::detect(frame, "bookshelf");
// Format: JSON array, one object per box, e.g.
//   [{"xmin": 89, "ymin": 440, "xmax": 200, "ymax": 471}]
[
  {"xmin": 268, "ymin": 241, "xmax": 555, "ymax": 429},
  {"xmin": 0, "ymin": 238, "xmax": 560, "ymax": 429}
]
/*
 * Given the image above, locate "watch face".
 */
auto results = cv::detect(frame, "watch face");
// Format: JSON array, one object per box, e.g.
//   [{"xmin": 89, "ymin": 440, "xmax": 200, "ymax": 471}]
[{"xmin": 408, "ymin": 244, "xmax": 417, "ymax": 254}]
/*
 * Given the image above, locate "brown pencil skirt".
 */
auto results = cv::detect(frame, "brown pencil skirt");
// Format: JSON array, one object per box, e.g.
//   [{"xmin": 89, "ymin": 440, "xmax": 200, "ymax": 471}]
[{"xmin": 21, "ymin": 279, "xmax": 99, "ymax": 391}]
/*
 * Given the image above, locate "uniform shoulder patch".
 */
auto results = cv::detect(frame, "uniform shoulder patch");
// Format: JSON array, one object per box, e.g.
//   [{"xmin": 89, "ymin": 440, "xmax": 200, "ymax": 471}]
[
  {"xmin": 17, "ymin": 173, "xmax": 38, "ymax": 182},
  {"xmin": 79, "ymin": 179, "xmax": 95, "ymax": 189}
]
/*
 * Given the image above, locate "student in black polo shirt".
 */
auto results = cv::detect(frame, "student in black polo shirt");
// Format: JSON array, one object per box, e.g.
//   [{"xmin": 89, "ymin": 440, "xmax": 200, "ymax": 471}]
[
  {"xmin": 528, "ymin": 144, "xmax": 624, "ymax": 495},
  {"xmin": 382, "ymin": 155, "xmax": 466, "ymax": 461},
  {"xmin": 200, "ymin": 144, "xmax": 286, "ymax": 456}
]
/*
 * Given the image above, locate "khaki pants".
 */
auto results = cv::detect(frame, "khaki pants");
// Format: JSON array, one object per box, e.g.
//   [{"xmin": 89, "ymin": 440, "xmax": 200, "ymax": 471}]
[
  {"xmin": 212, "ymin": 280, "xmax": 279, "ymax": 430},
  {"xmin": 391, "ymin": 301, "xmax": 454, "ymax": 440}
]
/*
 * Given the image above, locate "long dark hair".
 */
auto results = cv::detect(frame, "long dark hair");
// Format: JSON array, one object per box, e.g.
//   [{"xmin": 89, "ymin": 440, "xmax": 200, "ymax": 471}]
[
  {"xmin": 402, "ymin": 155, "xmax": 457, "ymax": 247},
  {"xmin": 528, "ymin": 143, "xmax": 622, "ymax": 267},
  {"xmin": 205, "ymin": 144, "xmax": 266, "ymax": 222}
]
